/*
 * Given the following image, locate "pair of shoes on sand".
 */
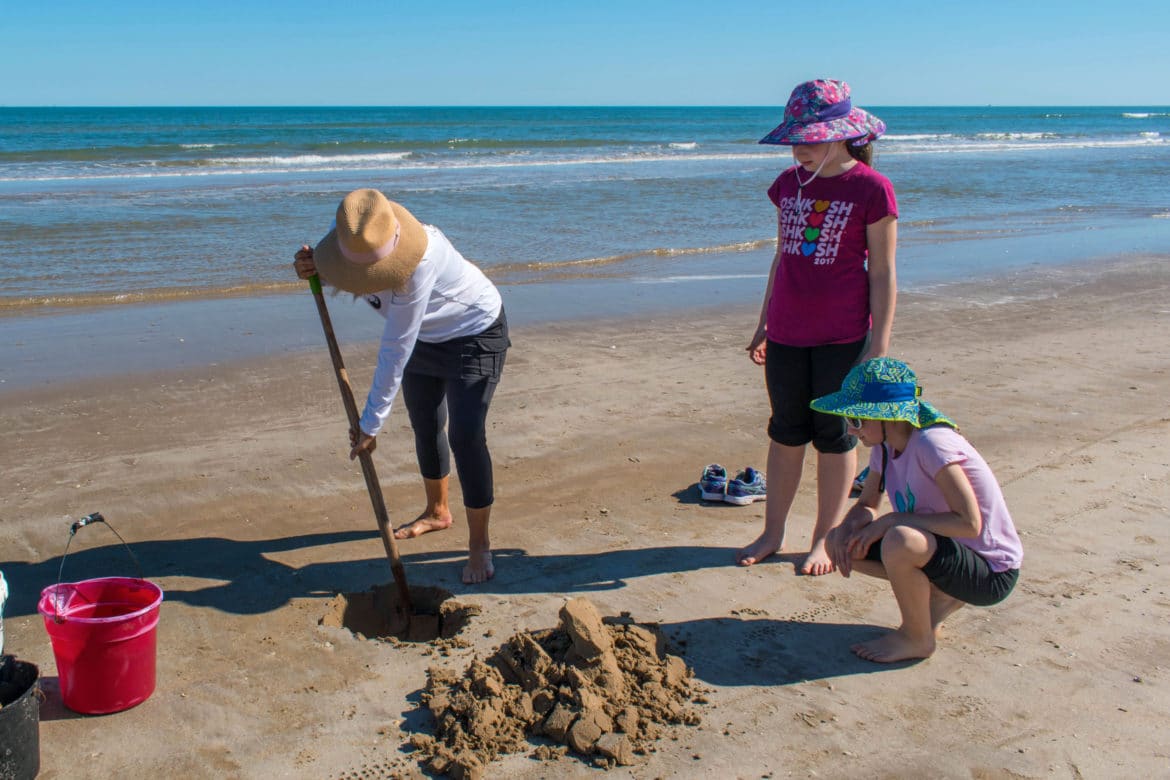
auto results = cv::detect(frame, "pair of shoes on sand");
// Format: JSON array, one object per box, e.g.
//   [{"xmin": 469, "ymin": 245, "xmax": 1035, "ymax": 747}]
[{"xmin": 699, "ymin": 464, "xmax": 766, "ymax": 505}]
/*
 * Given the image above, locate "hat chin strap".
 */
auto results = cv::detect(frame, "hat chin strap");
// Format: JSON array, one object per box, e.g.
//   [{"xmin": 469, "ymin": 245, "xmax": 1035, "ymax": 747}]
[
  {"xmin": 792, "ymin": 148, "xmax": 834, "ymax": 220},
  {"xmin": 793, "ymin": 146, "xmax": 833, "ymax": 187}
]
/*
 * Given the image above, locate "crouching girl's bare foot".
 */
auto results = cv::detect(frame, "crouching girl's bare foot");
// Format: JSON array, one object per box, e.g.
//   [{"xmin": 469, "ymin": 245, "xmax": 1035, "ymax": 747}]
[
  {"xmin": 462, "ymin": 549, "xmax": 494, "ymax": 584},
  {"xmin": 851, "ymin": 629, "xmax": 936, "ymax": 663},
  {"xmin": 930, "ymin": 591, "xmax": 965, "ymax": 632},
  {"xmin": 799, "ymin": 537, "xmax": 836, "ymax": 576},
  {"xmin": 737, "ymin": 532, "xmax": 784, "ymax": 567},
  {"xmin": 393, "ymin": 510, "xmax": 453, "ymax": 540}
]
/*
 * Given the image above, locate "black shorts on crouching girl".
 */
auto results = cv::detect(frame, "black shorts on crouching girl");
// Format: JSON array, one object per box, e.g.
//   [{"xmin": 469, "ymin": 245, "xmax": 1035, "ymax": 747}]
[{"xmin": 865, "ymin": 532, "xmax": 1018, "ymax": 606}]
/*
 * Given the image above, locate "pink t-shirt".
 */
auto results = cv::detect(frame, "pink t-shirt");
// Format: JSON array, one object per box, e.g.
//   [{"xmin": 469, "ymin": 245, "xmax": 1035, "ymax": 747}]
[
  {"xmin": 766, "ymin": 162, "xmax": 897, "ymax": 347},
  {"xmin": 870, "ymin": 426, "xmax": 1024, "ymax": 572}
]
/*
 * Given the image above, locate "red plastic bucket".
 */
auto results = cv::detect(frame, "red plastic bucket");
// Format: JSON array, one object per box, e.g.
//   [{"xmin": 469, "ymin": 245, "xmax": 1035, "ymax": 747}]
[{"xmin": 37, "ymin": 576, "xmax": 163, "ymax": 715}]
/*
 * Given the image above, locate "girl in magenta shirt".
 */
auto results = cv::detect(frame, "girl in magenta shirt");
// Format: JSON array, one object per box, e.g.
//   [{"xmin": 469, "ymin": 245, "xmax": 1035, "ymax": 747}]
[{"xmin": 739, "ymin": 79, "xmax": 898, "ymax": 576}]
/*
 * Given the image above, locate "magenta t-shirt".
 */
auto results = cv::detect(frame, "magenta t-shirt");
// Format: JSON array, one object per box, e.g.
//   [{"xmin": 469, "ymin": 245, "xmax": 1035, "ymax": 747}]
[
  {"xmin": 870, "ymin": 426, "xmax": 1024, "ymax": 572},
  {"xmin": 766, "ymin": 162, "xmax": 897, "ymax": 347}
]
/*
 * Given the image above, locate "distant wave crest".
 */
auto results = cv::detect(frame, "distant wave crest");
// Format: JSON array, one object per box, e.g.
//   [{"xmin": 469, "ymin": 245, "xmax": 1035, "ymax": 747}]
[
  {"xmin": 0, "ymin": 281, "xmax": 304, "ymax": 314},
  {"xmin": 219, "ymin": 151, "xmax": 414, "ymax": 167},
  {"xmin": 4, "ymin": 121, "xmax": 1168, "ymax": 185},
  {"xmin": 487, "ymin": 239, "xmax": 774, "ymax": 283},
  {"xmin": 883, "ymin": 133, "xmax": 954, "ymax": 141},
  {"xmin": 975, "ymin": 131, "xmax": 1057, "ymax": 141}
]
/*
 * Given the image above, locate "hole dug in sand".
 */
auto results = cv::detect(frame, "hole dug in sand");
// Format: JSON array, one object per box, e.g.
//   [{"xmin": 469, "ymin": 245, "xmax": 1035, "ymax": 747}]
[
  {"xmin": 320, "ymin": 584, "xmax": 480, "ymax": 644},
  {"xmin": 410, "ymin": 596, "xmax": 704, "ymax": 778}
]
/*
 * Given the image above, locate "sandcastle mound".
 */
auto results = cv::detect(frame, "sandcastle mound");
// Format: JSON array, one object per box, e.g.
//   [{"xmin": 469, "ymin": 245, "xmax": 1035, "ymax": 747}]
[{"xmin": 409, "ymin": 597, "xmax": 703, "ymax": 778}]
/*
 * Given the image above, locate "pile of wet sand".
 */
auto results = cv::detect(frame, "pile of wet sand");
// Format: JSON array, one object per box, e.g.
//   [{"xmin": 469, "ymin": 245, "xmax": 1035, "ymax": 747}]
[{"xmin": 410, "ymin": 597, "xmax": 703, "ymax": 778}]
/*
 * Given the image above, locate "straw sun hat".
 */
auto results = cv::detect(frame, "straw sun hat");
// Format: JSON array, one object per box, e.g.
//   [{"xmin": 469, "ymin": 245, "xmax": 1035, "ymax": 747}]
[
  {"xmin": 810, "ymin": 358, "xmax": 956, "ymax": 429},
  {"xmin": 759, "ymin": 79, "xmax": 886, "ymax": 147},
  {"xmin": 313, "ymin": 188, "xmax": 429, "ymax": 295}
]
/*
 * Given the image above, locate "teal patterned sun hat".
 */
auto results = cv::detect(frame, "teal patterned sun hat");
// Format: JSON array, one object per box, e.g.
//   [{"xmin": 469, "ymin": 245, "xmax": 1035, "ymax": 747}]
[{"xmin": 810, "ymin": 358, "xmax": 956, "ymax": 429}]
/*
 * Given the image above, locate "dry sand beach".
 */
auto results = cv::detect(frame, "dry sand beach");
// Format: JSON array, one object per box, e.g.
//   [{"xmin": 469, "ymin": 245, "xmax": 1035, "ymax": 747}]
[{"xmin": 3, "ymin": 255, "xmax": 1170, "ymax": 778}]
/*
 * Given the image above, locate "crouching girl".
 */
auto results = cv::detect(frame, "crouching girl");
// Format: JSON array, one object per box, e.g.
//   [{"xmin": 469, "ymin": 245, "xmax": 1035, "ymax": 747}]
[{"xmin": 812, "ymin": 358, "xmax": 1022, "ymax": 662}]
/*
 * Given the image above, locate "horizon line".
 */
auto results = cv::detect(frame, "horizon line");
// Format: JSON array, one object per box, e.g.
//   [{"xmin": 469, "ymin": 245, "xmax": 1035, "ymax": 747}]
[{"xmin": 2, "ymin": 103, "xmax": 1168, "ymax": 110}]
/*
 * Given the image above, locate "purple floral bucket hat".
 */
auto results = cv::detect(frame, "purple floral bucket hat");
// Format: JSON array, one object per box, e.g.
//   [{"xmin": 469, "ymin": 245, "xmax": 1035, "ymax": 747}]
[{"xmin": 759, "ymin": 79, "xmax": 886, "ymax": 147}]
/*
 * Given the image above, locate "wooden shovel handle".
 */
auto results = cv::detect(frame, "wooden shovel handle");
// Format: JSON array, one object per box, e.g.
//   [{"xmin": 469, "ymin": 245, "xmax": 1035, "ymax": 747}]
[{"xmin": 308, "ymin": 275, "xmax": 412, "ymax": 616}]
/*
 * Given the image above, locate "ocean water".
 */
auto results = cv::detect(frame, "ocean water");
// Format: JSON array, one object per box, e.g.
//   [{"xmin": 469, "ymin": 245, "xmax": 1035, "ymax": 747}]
[{"xmin": 1, "ymin": 105, "xmax": 1168, "ymax": 384}]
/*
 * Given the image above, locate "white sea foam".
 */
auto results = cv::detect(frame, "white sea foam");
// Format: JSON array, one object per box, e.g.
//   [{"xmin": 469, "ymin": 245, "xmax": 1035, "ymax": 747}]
[
  {"xmin": 881, "ymin": 135, "xmax": 1167, "ymax": 155},
  {"xmin": 0, "ymin": 151, "xmax": 769, "ymax": 183},
  {"xmin": 883, "ymin": 133, "xmax": 954, "ymax": 141},
  {"xmin": 668, "ymin": 142, "xmax": 698, "ymax": 150},
  {"xmin": 975, "ymin": 132, "xmax": 1055, "ymax": 141},
  {"xmin": 222, "ymin": 151, "xmax": 413, "ymax": 167},
  {"xmin": 5, "ymin": 133, "xmax": 1167, "ymax": 185}
]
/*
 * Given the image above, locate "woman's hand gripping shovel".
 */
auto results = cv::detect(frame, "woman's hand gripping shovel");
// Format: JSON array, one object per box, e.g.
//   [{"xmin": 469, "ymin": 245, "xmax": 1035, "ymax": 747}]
[{"xmin": 306, "ymin": 273, "xmax": 413, "ymax": 633}]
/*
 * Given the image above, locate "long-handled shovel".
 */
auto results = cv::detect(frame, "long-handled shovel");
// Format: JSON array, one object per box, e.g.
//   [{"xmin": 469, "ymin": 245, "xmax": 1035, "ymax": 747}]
[{"xmin": 307, "ymin": 274, "xmax": 413, "ymax": 623}]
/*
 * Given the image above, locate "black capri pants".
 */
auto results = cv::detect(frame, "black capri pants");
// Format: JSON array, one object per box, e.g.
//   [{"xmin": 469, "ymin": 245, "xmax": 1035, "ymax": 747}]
[
  {"xmin": 401, "ymin": 310, "xmax": 509, "ymax": 509},
  {"xmin": 764, "ymin": 336, "xmax": 868, "ymax": 453}
]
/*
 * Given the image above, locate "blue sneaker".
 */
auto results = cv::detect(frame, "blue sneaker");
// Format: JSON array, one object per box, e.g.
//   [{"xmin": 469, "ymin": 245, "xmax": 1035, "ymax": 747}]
[
  {"xmin": 699, "ymin": 464, "xmax": 728, "ymax": 501},
  {"xmin": 725, "ymin": 467, "xmax": 767, "ymax": 505}
]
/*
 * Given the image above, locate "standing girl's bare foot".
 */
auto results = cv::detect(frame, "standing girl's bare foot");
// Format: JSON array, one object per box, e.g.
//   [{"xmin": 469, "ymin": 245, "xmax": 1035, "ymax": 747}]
[
  {"xmin": 851, "ymin": 629, "xmax": 936, "ymax": 663},
  {"xmin": 462, "ymin": 549, "xmax": 494, "ymax": 584},
  {"xmin": 800, "ymin": 537, "xmax": 836, "ymax": 576},
  {"xmin": 393, "ymin": 510, "xmax": 453, "ymax": 540},
  {"xmin": 736, "ymin": 532, "xmax": 785, "ymax": 566}
]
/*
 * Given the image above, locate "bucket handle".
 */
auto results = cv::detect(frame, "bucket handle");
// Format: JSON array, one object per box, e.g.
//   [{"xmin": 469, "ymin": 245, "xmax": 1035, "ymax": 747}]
[{"xmin": 50, "ymin": 512, "xmax": 146, "ymax": 622}]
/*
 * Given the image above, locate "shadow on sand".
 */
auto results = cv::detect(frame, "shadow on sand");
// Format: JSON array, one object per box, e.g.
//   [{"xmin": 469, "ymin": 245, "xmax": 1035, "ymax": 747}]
[
  {"xmin": 6, "ymin": 530, "xmax": 896, "ymax": 684},
  {"xmin": 5, "ymin": 531, "xmax": 762, "ymax": 619}
]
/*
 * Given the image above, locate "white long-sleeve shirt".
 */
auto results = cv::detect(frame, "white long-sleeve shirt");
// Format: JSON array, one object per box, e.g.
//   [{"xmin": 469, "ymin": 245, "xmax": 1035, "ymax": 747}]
[{"xmin": 357, "ymin": 224, "xmax": 501, "ymax": 436}]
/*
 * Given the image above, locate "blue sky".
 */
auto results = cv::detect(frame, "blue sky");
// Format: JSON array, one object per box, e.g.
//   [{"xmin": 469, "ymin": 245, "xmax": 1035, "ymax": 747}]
[{"xmin": 3, "ymin": 0, "xmax": 1168, "ymax": 106}]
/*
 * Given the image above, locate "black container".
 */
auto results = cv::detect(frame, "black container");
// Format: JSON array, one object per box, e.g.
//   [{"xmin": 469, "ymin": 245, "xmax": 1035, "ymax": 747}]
[{"xmin": 0, "ymin": 656, "xmax": 40, "ymax": 780}]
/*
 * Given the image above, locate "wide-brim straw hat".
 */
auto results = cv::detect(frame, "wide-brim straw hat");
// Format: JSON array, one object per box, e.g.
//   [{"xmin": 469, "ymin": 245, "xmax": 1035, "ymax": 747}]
[
  {"xmin": 313, "ymin": 188, "xmax": 428, "ymax": 295},
  {"xmin": 810, "ymin": 357, "xmax": 956, "ymax": 429},
  {"xmin": 759, "ymin": 78, "xmax": 886, "ymax": 147}
]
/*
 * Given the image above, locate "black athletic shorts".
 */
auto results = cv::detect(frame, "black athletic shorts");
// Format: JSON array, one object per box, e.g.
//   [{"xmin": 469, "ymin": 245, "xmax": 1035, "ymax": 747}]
[
  {"xmin": 865, "ymin": 532, "xmax": 1019, "ymax": 606},
  {"xmin": 764, "ymin": 336, "xmax": 868, "ymax": 453}
]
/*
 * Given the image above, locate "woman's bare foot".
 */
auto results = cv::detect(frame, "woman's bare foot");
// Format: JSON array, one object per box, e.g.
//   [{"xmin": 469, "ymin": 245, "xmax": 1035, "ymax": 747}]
[
  {"xmin": 393, "ymin": 510, "xmax": 453, "ymax": 540},
  {"xmin": 736, "ymin": 533, "xmax": 784, "ymax": 566},
  {"xmin": 462, "ymin": 549, "xmax": 494, "ymax": 584},
  {"xmin": 799, "ymin": 538, "xmax": 836, "ymax": 576},
  {"xmin": 851, "ymin": 630, "xmax": 935, "ymax": 663}
]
